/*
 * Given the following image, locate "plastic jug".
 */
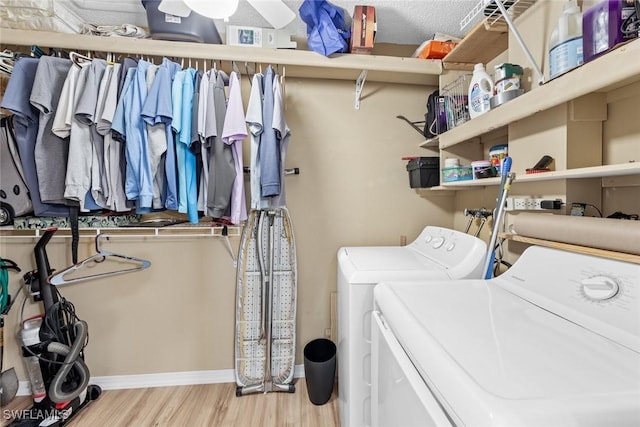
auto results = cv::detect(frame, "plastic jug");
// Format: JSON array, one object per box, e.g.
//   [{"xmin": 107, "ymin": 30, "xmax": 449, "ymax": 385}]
[
  {"xmin": 468, "ymin": 63, "xmax": 494, "ymax": 119},
  {"xmin": 549, "ymin": 0, "xmax": 583, "ymax": 79}
]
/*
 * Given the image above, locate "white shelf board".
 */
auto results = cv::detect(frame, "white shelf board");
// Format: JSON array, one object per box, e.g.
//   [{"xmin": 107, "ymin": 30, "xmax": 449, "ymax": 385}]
[
  {"xmin": 0, "ymin": 28, "xmax": 441, "ymax": 85},
  {"xmin": 419, "ymin": 136, "xmax": 439, "ymax": 148},
  {"xmin": 440, "ymin": 162, "xmax": 640, "ymax": 188},
  {"xmin": 439, "ymin": 39, "xmax": 640, "ymax": 148}
]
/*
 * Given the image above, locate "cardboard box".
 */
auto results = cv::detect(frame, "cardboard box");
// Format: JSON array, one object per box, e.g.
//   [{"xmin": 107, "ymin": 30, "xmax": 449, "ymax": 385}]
[{"xmin": 350, "ymin": 6, "xmax": 376, "ymax": 54}]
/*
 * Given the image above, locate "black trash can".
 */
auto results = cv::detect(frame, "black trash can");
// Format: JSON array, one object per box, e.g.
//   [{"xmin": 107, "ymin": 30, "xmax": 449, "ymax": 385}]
[{"xmin": 303, "ymin": 338, "xmax": 336, "ymax": 405}]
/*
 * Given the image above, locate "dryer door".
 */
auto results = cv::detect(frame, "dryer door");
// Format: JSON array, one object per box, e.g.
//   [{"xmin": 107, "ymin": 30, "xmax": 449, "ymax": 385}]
[{"xmin": 371, "ymin": 311, "xmax": 452, "ymax": 427}]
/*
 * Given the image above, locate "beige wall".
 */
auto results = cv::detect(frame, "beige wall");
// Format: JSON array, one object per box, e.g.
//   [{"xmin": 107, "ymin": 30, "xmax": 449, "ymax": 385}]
[{"xmin": 1, "ymin": 77, "xmax": 452, "ymax": 380}]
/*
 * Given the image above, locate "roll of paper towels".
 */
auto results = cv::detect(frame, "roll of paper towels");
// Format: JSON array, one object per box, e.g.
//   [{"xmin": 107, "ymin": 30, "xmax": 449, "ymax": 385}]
[{"xmin": 510, "ymin": 213, "xmax": 640, "ymax": 255}]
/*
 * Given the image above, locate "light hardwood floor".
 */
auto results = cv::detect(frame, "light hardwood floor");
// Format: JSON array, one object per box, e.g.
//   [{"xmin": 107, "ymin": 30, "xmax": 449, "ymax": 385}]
[{"xmin": 3, "ymin": 381, "xmax": 340, "ymax": 427}]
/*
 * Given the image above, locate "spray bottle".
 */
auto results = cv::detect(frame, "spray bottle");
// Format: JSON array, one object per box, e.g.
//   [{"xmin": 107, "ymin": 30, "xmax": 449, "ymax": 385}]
[{"xmin": 549, "ymin": 0, "xmax": 583, "ymax": 79}]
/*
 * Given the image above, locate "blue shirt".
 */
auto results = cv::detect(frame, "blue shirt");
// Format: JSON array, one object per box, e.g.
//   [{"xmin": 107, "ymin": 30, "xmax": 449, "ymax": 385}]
[
  {"xmin": 172, "ymin": 69, "xmax": 198, "ymax": 223},
  {"xmin": 141, "ymin": 57, "xmax": 180, "ymax": 210}
]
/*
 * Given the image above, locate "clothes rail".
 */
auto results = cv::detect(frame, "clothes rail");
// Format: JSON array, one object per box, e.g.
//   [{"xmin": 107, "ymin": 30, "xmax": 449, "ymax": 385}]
[{"xmin": 0, "ymin": 226, "xmax": 241, "ymax": 265}]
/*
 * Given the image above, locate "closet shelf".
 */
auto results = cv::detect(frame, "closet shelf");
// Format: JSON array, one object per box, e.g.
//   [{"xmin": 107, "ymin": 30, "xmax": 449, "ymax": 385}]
[
  {"xmin": 444, "ymin": 0, "xmax": 538, "ymax": 70},
  {"xmin": 439, "ymin": 39, "xmax": 640, "ymax": 149},
  {"xmin": 419, "ymin": 136, "xmax": 439, "ymax": 148},
  {"xmin": 440, "ymin": 162, "xmax": 640, "ymax": 189},
  {"xmin": 0, "ymin": 28, "xmax": 441, "ymax": 86}
]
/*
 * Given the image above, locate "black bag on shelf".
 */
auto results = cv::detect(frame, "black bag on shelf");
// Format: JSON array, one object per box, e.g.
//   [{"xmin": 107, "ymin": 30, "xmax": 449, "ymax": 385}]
[{"xmin": 423, "ymin": 89, "xmax": 447, "ymax": 138}]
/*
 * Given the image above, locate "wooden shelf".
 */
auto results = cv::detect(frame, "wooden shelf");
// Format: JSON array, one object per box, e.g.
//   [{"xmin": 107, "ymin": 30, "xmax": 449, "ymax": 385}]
[
  {"xmin": 500, "ymin": 232, "xmax": 640, "ymax": 264},
  {"xmin": 0, "ymin": 28, "xmax": 441, "ymax": 85},
  {"xmin": 444, "ymin": 0, "xmax": 537, "ymax": 70},
  {"xmin": 442, "ymin": 20, "xmax": 508, "ymax": 70},
  {"xmin": 439, "ymin": 39, "xmax": 640, "ymax": 149},
  {"xmin": 419, "ymin": 136, "xmax": 439, "ymax": 148},
  {"xmin": 440, "ymin": 162, "xmax": 640, "ymax": 188}
]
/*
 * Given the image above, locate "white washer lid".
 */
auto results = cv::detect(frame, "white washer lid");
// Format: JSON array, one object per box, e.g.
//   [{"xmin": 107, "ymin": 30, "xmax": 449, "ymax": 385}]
[
  {"xmin": 341, "ymin": 246, "xmax": 443, "ymax": 271},
  {"xmin": 375, "ymin": 280, "xmax": 640, "ymax": 426}
]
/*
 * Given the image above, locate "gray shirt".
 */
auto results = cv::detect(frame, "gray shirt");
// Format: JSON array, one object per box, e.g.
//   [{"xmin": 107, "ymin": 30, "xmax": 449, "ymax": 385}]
[
  {"xmin": 30, "ymin": 56, "xmax": 72, "ymax": 205},
  {"xmin": 206, "ymin": 70, "xmax": 236, "ymax": 219}
]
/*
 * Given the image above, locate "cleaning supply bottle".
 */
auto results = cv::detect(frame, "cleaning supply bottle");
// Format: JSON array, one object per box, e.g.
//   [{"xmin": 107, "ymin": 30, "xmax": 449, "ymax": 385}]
[
  {"xmin": 468, "ymin": 63, "xmax": 494, "ymax": 119},
  {"xmin": 549, "ymin": 0, "xmax": 583, "ymax": 79}
]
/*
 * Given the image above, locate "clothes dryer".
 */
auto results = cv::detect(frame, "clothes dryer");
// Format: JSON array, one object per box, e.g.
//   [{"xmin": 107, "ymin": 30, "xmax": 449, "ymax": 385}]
[
  {"xmin": 372, "ymin": 246, "xmax": 640, "ymax": 426},
  {"xmin": 337, "ymin": 226, "xmax": 486, "ymax": 427}
]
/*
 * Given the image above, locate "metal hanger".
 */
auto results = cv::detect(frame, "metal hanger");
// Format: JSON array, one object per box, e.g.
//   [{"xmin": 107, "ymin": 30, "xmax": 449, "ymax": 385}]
[{"xmin": 49, "ymin": 234, "xmax": 151, "ymax": 286}]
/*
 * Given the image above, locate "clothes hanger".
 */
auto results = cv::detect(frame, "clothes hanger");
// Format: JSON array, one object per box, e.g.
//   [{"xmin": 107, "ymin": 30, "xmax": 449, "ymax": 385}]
[
  {"xmin": 49, "ymin": 234, "xmax": 151, "ymax": 286},
  {"xmin": 69, "ymin": 51, "xmax": 92, "ymax": 67}
]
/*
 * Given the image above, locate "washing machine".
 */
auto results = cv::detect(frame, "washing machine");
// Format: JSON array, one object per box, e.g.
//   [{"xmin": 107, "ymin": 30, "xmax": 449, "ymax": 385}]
[
  {"xmin": 337, "ymin": 226, "xmax": 487, "ymax": 427},
  {"xmin": 371, "ymin": 245, "xmax": 640, "ymax": 426}
]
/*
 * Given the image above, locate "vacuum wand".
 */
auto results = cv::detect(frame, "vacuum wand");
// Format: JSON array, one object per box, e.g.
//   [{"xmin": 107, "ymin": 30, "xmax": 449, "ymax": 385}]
[{"xmin": 483, "ymin": 157, "xmax": 515, "ymax": 279}]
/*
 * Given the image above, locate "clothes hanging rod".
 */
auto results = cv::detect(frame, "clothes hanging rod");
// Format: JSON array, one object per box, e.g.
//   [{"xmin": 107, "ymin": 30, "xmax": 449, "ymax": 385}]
[{"xmin": 0, "ymin": 226, "xmax": 242, "ymax": 239}]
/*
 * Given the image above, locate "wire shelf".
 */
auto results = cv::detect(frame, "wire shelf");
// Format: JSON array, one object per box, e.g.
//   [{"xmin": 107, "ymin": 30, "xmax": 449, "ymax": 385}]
[
  {"xmin": 441, "ymin": 74, "xmax": 472, "ymax": 130},
  {"xmin": 461, "ymin": 0, "xmax": 538, "ymax": 31}
]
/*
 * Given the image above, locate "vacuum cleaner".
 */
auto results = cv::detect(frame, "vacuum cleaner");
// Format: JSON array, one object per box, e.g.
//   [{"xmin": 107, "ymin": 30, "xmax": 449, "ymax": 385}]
[{"xmin": 9, "ymin": 228, "xmax": 101, "ymax": 426}]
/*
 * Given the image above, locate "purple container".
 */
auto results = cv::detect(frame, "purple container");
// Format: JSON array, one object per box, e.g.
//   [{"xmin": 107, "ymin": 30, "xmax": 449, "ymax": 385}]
[{"xmin": 582, "ymin": 0, "xmax": 626, "ymax": 63}]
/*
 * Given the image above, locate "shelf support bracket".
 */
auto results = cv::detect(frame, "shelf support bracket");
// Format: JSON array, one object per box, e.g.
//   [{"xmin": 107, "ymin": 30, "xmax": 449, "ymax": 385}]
[
  {"xmin": 492, "ymin": 0, "xmax": 545, "ymax": 85},
  {"xmin": 355, "ymin": 70, "xmax": 368, "ymax": 110}
]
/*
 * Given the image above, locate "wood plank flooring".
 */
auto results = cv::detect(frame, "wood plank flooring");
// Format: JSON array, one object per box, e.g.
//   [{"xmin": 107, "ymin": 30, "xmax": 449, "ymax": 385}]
[{"xmin": 2, "ymin": 381, "xmax": 340, "ymax": 427}]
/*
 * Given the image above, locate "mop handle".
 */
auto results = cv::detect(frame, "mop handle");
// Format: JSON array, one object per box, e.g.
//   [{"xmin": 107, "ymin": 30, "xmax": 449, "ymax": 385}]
[{"xmin": 483, "ymin": 157, "xmax": 514, "ymax": 279}]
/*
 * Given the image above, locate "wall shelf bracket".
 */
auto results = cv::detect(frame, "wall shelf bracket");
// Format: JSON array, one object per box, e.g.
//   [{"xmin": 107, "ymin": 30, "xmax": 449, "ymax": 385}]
[{"xmin": 355, "ymin": 70, "xmax": 368, "ymax": 109}]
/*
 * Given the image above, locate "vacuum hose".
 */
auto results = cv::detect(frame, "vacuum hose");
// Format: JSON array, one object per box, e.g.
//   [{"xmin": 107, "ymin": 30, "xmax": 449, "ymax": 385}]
[{"xmin": 46, "ymin": 320, "xmax": 90, "ymax": 403}]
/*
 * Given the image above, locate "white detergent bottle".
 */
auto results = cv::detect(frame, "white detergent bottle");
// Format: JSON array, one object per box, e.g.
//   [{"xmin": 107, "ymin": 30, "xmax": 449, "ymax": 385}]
[
  {"xmin": 468, "ymin": 63, "xmax": 494, "ymax": 119},
  {"xmin": 549, "ymin": 0, "xmax": 583, "ymax": 79}
]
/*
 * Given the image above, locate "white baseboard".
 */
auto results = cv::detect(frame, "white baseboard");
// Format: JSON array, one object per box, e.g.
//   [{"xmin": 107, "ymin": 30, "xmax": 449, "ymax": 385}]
[{"xmin": 16, "ymin": 365, "xmax": 305, "ymax": 396}]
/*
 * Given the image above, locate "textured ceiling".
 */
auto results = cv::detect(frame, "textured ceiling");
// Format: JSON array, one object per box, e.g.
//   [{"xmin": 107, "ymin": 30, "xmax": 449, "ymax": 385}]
[{"xmin": 68, "ymin": 0, "xmax": 479, "ymax": 46}]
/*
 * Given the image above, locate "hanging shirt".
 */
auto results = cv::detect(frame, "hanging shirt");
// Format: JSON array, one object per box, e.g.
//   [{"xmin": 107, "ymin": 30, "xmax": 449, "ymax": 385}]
[
  {"xmin": 75, "ymin": 59, "xmax": 108, "ymax": 208},
  {"xmin": 142, "ymin": 63, "xmax": 166, "ymax": 209},
  {"xmin": 259, "ymin": 66, "xmax": 280, "ymax": 198},
  {"xmin": 221, "ymin": 71, "xmax": 248, "ymax": 224},
  {"xmin": 142, "ymin": 57, "xmax": 180, "ymax": 211},
  {"xmin": 111, "ymin": 67, "xmax": 136, "ymax": 203},
  {"xmin": 190, "ymin": 70, "xmax": 203, "ymax": 212},
  {"xmin": 271, "ymin": 74, "xmax": 291, "ymax": 208},
  {"xmin": 206, "ymin": 70, "xmax": 236, "ymax": 219},
  {"xmin": 246, "ymin": 73, "xmax": 267, "ymax": 210},
  {"xmin": 197, "ymin": 69, "xmax": 210, "ymax": 212},
  {"xmin": 55, "ymin": 62, "xmax": 92, "ymax": 209},
  {"xmin": 97, "ymin": 63, "xmax": 129, "ymax": 212},
  {"xmin": 1, "ymin": 57, "xmax": 69, "ymax": 217},
  {"xmin": 93, "ymin": 62, "xmax": 113, "ymax": 207},
  {"xmin": 171, "ymin": 69, "xmax": 198, "ymax": 223},
  {"xmin": 30, "ymin": 56, "xmax": 72, "ymax": 205}
]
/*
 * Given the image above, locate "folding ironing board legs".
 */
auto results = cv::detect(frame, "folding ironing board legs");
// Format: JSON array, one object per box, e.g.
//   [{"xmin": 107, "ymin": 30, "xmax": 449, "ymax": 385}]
[{"xmin": 235, "ymin": 208, "xmax": 297, "ymax": 396}]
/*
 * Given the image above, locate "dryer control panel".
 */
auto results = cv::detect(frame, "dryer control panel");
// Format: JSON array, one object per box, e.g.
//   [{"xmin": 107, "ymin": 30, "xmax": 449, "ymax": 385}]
[
  {"xmin": 496, "ymin": 246, "xmax": 640, "ymax": 353},
  {"xmin": 409, "ymin": 226, "xmax": 487, "ymax": 278}
]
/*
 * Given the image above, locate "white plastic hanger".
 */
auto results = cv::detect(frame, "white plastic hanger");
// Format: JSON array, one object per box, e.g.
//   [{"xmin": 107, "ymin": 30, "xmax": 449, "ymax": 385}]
[{"xmin": 49, "ymin": 234, "xmax": 151, "ymax": 286}]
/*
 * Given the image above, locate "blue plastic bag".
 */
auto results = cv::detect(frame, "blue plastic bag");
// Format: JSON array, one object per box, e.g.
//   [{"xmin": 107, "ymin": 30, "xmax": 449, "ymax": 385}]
[{"xmin": 299, "ymin": 0, "xmax": 351, "ymax": 56}]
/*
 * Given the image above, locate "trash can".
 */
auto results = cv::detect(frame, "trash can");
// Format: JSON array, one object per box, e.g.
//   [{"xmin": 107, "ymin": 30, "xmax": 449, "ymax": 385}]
[{"xmin": 303, "ymin": 338, "xmax": 336, "ymax": 405}]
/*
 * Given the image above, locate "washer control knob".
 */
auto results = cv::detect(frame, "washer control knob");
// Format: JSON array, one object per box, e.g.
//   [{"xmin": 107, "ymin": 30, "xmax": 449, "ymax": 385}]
[
  {"xmin": 432, "ymin": 237, "xmax": 445, "ymax": 249},
  {"xmin": 446, "ymin": 243, "xmax": 455, "ymax": 251},
  {"xmin": 424, "ymin": 234, "xmax": 432, "ymax": 243},
  {"xmin": 581, "ymin": 276, "xmax": 619, "ymax": 301}
]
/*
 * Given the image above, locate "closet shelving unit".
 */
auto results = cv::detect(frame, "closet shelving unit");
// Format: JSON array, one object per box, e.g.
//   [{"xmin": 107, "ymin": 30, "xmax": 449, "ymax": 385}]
[{"xmin": 437, "ymin": 38, "xmax": 640, "ymax": 189}]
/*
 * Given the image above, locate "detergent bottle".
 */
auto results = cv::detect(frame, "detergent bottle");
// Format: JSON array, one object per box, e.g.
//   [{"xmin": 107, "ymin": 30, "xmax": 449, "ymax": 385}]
[
  {"xmin": 548, "ymin": 0, "xmax": 583, "ymax": 79},
  {"xmin": 468, "ymin": 63, "xmax": 494, "ymax": 119}
]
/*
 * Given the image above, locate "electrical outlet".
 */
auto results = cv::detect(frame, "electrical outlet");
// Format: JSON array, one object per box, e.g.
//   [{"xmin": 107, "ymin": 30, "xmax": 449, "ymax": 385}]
[{"xmin": 505, "ymin": 197, "xmax": 563, "ymax": 211}]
